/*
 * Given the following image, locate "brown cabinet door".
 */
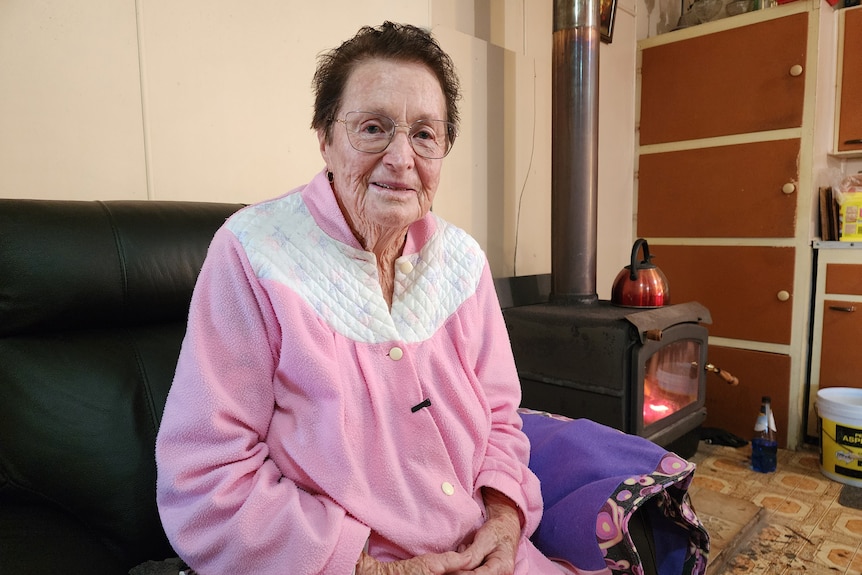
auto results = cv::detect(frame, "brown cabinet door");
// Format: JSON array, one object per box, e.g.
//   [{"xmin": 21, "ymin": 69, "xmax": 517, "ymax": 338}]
[
  {"xmin": 640, "ymin": 12, "xmax": 807, "ymax": 145},
  {"xmin": 704, "ymin": 345, "xmax": 790, "ymax": 448},
  {"xmin": 825, "ymin": 263, "xmax": 862, "ymax": 296},
  {"xmin": 653, "ymin": 245, "xmax": 795, "ymax": 344},
  {"xmin": 818, "ymin": 299, "xmax": 862, "ymax": 391},
  {"xmin": 837, "ymin": 7, "xmax": 862, "ymax": 153},
  {"xmin": 637, "ymin": 139, "xmax": 800, "ymax": 237}
]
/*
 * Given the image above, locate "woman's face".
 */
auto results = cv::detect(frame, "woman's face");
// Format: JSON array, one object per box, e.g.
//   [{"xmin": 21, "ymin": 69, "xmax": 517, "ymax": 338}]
[{"xmin": 318, "ymin": 58, "xmax": 447, "ymax": 239}]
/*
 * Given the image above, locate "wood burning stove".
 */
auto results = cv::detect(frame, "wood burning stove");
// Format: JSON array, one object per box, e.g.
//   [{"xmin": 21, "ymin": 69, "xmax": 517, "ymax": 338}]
[
  {"xmin": 508, "ymin": 1, "xmax": 710, "ymax": 459},
  {"xmin": 497, "ymin": 276, "xmax": 711, "ymax": 459}
]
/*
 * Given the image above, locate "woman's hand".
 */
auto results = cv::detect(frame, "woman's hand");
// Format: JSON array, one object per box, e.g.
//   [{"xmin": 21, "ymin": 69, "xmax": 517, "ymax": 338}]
[
  {"xmin": 454, "ymin": 487, "xmax": 522, "ymax": 574},
  {"xmin": 356, "ymin": 488, "xmax": 521, "ymax": 575},
  {"xmin": 355, "ymin": 549, "xmax": 474, "ymax": 575}
]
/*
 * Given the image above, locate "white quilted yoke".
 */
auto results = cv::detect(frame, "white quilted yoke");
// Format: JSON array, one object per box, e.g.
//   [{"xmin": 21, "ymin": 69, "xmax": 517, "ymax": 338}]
[{"xmin": 229, "ymin": 193, "xmax": 486, "ymax": 345}]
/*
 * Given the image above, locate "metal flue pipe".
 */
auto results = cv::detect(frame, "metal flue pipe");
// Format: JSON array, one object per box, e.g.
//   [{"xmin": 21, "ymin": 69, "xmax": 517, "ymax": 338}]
[{"xmin": 550, "ymin": 0, "xmax": 601, "ymax": 304}]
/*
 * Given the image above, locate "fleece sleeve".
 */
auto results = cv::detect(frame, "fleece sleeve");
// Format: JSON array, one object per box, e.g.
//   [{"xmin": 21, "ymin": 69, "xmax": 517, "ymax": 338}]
[
  {"xmin": 469, "ymin": 264, "xmax": 544, "ymax": 537},
  {"xmin": 155, "ymin": 227, "xmax": 369, "ymax": 575}
]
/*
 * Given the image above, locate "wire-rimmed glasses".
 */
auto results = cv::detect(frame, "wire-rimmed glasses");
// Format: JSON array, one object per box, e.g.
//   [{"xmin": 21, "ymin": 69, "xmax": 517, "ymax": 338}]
[{"xmin": 335, "ymin": 111, "xmax": 456, "ymax": 159}]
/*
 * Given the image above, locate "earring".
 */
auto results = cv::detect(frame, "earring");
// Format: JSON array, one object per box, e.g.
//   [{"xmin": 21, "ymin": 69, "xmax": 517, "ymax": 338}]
[{"xmin": 327, "ymin": 171, "xmax": 334, "ymax": 183}]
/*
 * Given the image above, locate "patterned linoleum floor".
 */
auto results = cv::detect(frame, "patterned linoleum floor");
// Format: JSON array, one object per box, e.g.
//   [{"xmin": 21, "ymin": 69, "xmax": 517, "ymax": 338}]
[{"xmin": 688, "ymin": 441, "xmax": 862, "ymax": 574}]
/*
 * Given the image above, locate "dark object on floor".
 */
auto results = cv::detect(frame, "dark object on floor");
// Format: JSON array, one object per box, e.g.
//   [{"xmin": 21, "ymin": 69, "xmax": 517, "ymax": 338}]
[
  {"xmin": 838, "ymin": 484, "xmax": 862, "ymax": 510},
  {"xmin": 129, "ymin": 557, "xmax": 190, "ymax": 575},
  {"xmin": 700, "ymin": 427, "xmax": 748, "ymax": 448}
]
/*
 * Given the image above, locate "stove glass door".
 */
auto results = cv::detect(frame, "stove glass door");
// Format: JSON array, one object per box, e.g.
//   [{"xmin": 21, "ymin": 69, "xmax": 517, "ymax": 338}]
[{"xmin": 642, "ymin": 339, "xmax": 702, "ymax": 427}]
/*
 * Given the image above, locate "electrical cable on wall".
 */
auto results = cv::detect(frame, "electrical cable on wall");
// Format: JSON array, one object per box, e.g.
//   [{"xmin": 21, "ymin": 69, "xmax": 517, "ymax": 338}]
[{"xmin": 512, "ymin": 56, "xmax": 537, "ymax": 276}]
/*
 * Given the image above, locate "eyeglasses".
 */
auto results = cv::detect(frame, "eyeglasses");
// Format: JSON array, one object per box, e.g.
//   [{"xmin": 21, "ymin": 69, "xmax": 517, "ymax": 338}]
[{"xmin": 335, "ymin": 111, "xmax": 456, "ymax": 159}]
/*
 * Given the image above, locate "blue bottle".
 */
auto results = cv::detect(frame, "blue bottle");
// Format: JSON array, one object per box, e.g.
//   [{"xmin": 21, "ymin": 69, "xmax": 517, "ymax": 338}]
[{"xmin": 751, "ymin": 395, "xmax": 778, "ymax": 473}]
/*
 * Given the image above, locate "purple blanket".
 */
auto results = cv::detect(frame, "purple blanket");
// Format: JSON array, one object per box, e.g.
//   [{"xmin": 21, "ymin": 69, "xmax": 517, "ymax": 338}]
[{"xmin": 520, "ymin": 410, "xmax": 709, "ymax": 575}]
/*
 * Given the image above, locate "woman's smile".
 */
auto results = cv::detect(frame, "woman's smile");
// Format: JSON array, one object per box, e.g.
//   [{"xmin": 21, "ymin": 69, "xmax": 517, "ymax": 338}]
[{"xmin": 369, "ymin": 180, "xmax": 417, "ymax": 196}]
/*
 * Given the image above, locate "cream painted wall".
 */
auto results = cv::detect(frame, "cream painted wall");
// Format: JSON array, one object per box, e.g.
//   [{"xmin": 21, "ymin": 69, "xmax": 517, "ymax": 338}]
[
  {"xmin": 0, "ymin": 0, "xmax": 638, "ymax": 298},
  {"xmin": 597, "ymin": 0, "xmax": 639, "ymax": 298},
  {"xmin": 0, "ymin": 1, "xmax": 148, "ymax": 199},
  {"xmin": 138, "ymin": 0, "xmax": 431, "ymax": 204},
  {"xmin": 433, "ymin": 0, "xmax": 639, "ymax": 293}
]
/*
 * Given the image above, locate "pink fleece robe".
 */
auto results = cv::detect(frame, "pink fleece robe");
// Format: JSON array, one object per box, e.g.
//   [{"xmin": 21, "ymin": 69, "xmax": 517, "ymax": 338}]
[{"xmin": 156, "ymin": 170, "xmax": 566, "ymax": 574}]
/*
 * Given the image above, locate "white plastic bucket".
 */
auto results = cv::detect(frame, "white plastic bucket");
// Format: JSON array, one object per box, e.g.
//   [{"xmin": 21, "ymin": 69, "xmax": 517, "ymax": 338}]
[{"xmin": 816, "ymin": 387, "xmax": 862, "ymax": 487}]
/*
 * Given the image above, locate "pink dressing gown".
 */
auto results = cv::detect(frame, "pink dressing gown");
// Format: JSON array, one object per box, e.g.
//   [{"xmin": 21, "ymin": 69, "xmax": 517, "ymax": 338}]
[{"xmin": 155, "ymin": 169, "xmax": 572, "ymax": 574}]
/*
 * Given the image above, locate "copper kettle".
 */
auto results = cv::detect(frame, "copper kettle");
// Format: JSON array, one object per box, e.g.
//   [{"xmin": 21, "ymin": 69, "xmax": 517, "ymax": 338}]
[{"xmin": 611, "ymin": 238, "xmax": 670, "ymax": 308}]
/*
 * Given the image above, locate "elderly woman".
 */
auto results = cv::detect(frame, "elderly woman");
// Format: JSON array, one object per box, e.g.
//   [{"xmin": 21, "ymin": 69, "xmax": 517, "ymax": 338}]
[{"xmin": 156, "ymin": 21, "xmax": 575, "ymax": 575}]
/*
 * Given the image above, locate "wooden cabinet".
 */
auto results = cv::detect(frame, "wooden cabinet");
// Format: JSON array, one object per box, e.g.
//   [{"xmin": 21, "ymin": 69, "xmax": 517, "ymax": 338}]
[
  {"xmin": 637, "ymin": 139, "xmax": 800, "ymax": 238},
  {"xmin": 654, "ymin": 245, "xmax": 796, "ymax": 344},
  {"xmin": 636, "ymin": 2, "xmax": 827, "ymax": 448},
  {"xmin": 639, "ymin": 12, "xmax": 807, "ymax": 145},
  {"xmin": 706, "ymin": 345, "xmax": 791, "ymax": 447},
  {"xmin": 805, "ymin": 244, "xmax": 862, "ymax": 439},
  {"xmin": 835, "ymin": 6, "xmax": 862, "ymax": 155}
]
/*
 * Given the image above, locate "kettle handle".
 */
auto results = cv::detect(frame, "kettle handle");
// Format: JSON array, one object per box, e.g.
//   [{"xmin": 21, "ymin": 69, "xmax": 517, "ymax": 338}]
[{"xmin": 629, "ymin": 238, "xmax": 651, "ymax": 281}]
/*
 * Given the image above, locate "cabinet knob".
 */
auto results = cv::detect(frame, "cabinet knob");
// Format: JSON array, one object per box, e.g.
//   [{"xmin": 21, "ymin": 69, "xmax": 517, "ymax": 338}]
[
  {"xmin": 777, "ymin": 290, "xmax": 791, "ymax": 302},
  {"xmin": 789, "ymin": 64, "xmax": 803, "ymax": 77},
  {"xmin": 782, "ymin": 183, "xmax": 796, "ymax": 195}
]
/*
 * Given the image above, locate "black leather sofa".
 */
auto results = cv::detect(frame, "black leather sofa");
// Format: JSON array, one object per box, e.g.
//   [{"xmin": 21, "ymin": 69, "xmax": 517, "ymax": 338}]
[
  {"xmin": 0, "ymin": 199, "xmax": 243, "ymax": 573},
  {"xmin": 0, "ymin": 198, "xmax": 678, "ymax": 575}
]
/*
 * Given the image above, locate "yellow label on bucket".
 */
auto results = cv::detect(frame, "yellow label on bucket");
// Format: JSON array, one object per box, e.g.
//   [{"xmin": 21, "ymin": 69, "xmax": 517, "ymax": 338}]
[
  {"xmin": 836, "ymin": 424, "xmax": 862, "ymax": 447},
  {"xmin": 817, "ymin": 387, "xmax": 862, "ymax": 487},
  {"xmin": 820, "ymin": 418, "xmax": 862, "ymax": 486}
]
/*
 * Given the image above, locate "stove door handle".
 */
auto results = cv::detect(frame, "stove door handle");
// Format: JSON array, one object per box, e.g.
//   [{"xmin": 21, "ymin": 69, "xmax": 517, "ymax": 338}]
[{"xmin": 704, "ymin": 363, "xmax": 739, "ymax": 386}]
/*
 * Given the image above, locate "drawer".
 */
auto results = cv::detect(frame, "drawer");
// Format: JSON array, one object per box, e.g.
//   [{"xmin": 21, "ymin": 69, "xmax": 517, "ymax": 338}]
[
  {"xmin": 704, "ymin": 345, "xmax": 790, "ymax": 448},
  {"xmin": 640, "ymin": 12, "xmax": 807, "ymax": 145},
  {"xmin": 637, "ymin": 139, "xmax": 800, "ymax": 238},
  {"xmin": 818, "ymin": 299, "xmax": 862, "ymax": 391},
  {"xmin": 653, "ymin": 245, "xmax": 795, "ymax": 344},
  {"xmin": 825, "ymin": 263, "xmax": 862, "ymax": 295}
]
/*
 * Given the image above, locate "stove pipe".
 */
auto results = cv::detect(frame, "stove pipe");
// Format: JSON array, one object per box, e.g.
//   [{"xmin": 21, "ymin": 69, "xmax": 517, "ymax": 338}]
[{"xmin": 551, "ymin": 0, "xmax": 600, "ymax": 305}]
